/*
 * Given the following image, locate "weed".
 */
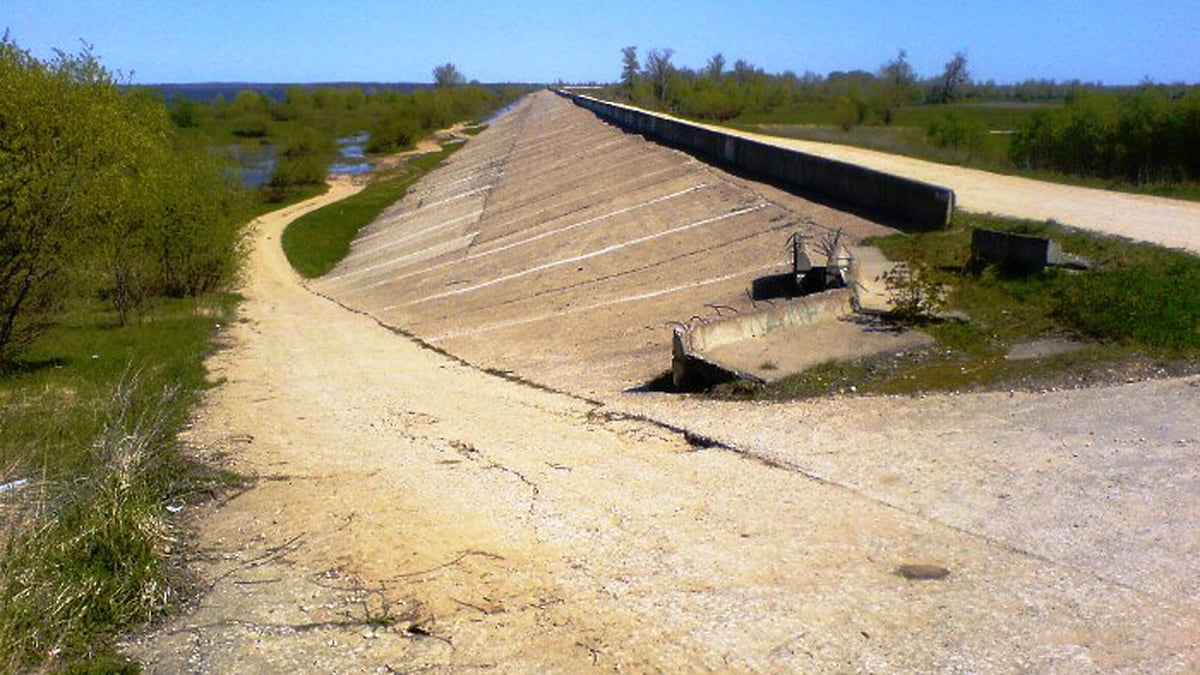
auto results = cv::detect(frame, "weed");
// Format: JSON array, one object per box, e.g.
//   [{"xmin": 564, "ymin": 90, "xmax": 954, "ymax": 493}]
[
  {"xmin": 879, "ymin": 259, "xmax": 950, "ymax": 320},
  {"xmin": 0, "ymin": 290, "xmax": 241, "ymax": 672}
]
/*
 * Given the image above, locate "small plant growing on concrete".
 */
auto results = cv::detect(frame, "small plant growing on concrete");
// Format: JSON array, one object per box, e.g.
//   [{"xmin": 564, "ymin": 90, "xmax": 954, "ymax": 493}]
[{"xmin": 880, "ymin": 259, "xmax": 949, "ymax": 321}]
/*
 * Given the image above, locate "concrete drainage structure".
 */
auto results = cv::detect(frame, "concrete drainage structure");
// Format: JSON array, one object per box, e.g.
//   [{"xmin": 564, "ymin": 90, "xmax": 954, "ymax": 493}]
[{"xmin": 672, "ymin": 287, "xmax": 856, "ymax": 389}]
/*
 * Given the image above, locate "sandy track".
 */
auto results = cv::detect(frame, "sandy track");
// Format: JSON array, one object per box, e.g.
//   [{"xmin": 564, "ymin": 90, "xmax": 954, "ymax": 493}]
[
  {"xmin": 125, "ymin": 177, "xmax": 1199, "ymax": 670},
  {"xmin": 597, "ymin": 99, "xmax": 1200, "ymax": 254}
]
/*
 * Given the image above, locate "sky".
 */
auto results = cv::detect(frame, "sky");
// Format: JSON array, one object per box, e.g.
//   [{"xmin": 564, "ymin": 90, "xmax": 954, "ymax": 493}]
[{"xmin": 5, "ymin": 0, "xmax": 1198, "ymax": 85}]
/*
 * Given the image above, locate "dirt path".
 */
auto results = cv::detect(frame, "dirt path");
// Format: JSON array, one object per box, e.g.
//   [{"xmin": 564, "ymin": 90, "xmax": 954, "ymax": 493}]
[
  {"xmin": 124, "ymin": 176, "xmax": 1199, "ymax": 671},
  {"xmin": 598, "ymin": 99, "xmax": 1200, "ymax": 254},
  {"xmin": 374, "ymin": 123, "xmax": 471, "ymax": 171}
]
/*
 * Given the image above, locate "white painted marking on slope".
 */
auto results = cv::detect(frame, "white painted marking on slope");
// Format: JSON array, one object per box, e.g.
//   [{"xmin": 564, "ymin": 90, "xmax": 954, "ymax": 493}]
[
  {"xmin": 330, "ymin": 182, "xmax": 707, "ymax": 291},
  {"xmin": 349, "ymin": 209, "xmax": 483, "ymax": 260},
  {"xmin": 391, "ymin": 203, "xmax": 768, "ymax": 308},
  {"xmin": 428, "ymin": 262, "xmax": 780, "ymax": 342},
  {"xmin": 338, "ymin": 182, "xmax": 705, "ymax": 290},
  {"xmin": 352, "ymin": 186, "xmax": 492, "ymax": 243},
  {"xmin": 328, "ymin": 233, "xmax": 479, "ymax": 284}
]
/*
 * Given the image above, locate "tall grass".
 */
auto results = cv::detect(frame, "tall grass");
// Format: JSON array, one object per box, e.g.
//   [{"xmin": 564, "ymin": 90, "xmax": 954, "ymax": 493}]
[
  {"xmin": 1, "ymin": 375, "xmax": 176, "ymax": 670},
  {"xmin": 0, "ymin": 293, "xmax": 241, "ymax": 672}
]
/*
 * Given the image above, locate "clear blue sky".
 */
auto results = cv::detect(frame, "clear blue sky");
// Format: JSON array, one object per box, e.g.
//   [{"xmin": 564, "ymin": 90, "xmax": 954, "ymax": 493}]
[{"xmin": 5, "ymin": 0, "xmax": 1198, "ymax": 85}]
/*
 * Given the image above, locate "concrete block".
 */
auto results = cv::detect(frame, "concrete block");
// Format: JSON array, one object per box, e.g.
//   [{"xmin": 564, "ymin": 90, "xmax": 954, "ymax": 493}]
[{"xmin": 971, "ymin": 228, "xmax": 1063, "ymax": 274}]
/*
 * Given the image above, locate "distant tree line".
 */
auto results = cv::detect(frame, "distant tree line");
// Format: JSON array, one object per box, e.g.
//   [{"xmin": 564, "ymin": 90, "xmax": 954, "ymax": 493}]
[
  {"xmin": 0, "ymin": 36, "xmax": 247, "ymax": 361},
  {"xmin": 169, "ymin": 65, "xmax": 525, "ymax": 194},
  {"xmin": 611, "ymin": 46, "xmax": 996, "ymax": 125},
  {"xmin": 609, "ymin": 46, "xmax": 1200, "ymax": 184},
  {"xmin": 1011, "ymin": 88, "xmax": 1200, "ymax": 182}
]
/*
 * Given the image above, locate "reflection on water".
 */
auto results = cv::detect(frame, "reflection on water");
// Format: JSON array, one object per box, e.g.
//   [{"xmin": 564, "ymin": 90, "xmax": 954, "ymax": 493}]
[
  {"xmin": 227, "ymin": 131, "xmax": 374, "ymax": 187},
  {"xmin": 330, "ymin": 132, "xmax": 371, "ymax": 176},
  {"xmin": 226, "ymin": 143, "xmax": 275, "ymax": 188}
]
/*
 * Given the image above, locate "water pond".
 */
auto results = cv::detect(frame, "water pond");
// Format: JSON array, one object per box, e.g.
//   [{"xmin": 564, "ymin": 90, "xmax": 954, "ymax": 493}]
[{"xmin": 228, "ymin": 132, "xmax": 373, "ymax": 187}]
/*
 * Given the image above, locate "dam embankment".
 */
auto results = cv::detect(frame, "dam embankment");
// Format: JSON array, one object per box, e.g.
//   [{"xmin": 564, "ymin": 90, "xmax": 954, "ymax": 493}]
[
  {"xmin": 553, "ymin": 89, "xmax": 955, "ymax": 232},
  {"xmin": 314, "ymin": 91, "xmax": 892, "ymax": 395}
]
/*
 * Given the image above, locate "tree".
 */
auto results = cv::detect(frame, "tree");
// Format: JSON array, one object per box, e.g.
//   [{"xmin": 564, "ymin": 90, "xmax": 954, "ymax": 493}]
[
  {"xmin": 934, "ymin": 51, "xmax": 970, "ymax": 104},
  {"xmin": 620, "ymin": 46, "xmax": 639, "ymax": 96},
  {"xmin": 644, "ymin": 48, "xmax": 675, "ymax": 102},
  {"xmin": 732, "ymin": 58, "xmax": 758, "ymax": 84},
  {"xmin": 878, "ymin": 49, "xmax": 915, "ymax": 124},
  {"xmin": 432, "ymin": 62, "xmax": 465, "ymax": 88},
  {"xmin": 705, "ymin": 53, "xmax": 725, "ymax": 80},
  {"xmin": 0, "ymin": 35, "xmax": 248, "ymax": 347},
  {"xmin": 168, "ymin": 94, "xmax": 197, "ymax": 127},
  {"xmin": 0, "ymin": 38, "xmax": 130, "ymax": 358}
]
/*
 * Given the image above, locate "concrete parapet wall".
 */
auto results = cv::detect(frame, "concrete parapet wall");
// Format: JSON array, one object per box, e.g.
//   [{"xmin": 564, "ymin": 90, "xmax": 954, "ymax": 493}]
[
  {"xmin": 554, "ymin": 89, "xmax": 955, "ymax": 231},
  {"xmin": 672, "ymin": 288, "xmax": 854, "ymax": 388}
]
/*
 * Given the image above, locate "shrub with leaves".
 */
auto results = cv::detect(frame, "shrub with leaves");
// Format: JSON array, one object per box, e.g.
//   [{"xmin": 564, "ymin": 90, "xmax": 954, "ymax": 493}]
[{"xmin": 880, "ymin": 259, "xmax": 949, "ymax": 320}]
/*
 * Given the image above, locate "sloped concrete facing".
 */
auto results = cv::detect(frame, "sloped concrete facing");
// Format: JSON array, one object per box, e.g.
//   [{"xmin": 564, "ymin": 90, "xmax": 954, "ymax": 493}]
[
  {"xmin": 315, "ymin": 91, "xmax": 893, "ymax": 395},
  {"xmin": 554, "ymin": 89, "xmax": 955, "ymax": 232}
]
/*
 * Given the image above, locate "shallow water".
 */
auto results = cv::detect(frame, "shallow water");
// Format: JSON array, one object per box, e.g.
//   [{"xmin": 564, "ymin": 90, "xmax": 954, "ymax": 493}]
[
  {"xmin": 330, "ymin": 132, "xmax": 371, "ymax": 177},
  {"xmin": 228, "ymin": 131, "xmax": 374, "ymax": 187},
  {"xmin": 226, "ymin": 143, "xmax": 275, "ymax": 188}
]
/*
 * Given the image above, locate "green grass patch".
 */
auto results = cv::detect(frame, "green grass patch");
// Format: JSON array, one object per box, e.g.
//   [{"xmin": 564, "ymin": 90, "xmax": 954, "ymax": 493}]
[
  {"xmin": 0, "ymin": 291, "xmax": 243, "ymax": 672},
  {"xmin": 282, "ymin": 142, "xmax": 464, "ymax": 278},
  {"xmin": 245, "ymin": 183, "xmax": 330, "ymax": 221},
  {"xmin": 738, "ymin": 122, "xmax": 1012, "ymax": 169},
  {"xmin": 731, "ymin": 212, "xmax": 1200, "ymax": 400}
]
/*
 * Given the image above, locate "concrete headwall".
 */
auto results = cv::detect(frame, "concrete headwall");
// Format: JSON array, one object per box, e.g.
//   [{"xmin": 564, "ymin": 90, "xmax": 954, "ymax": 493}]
[
  {"xmin": 554, "ymin": 89, "xmax": 955, "ymax": 232},
  {"xmin": 672, "ymin": 288, "xmax": 854, "ymax": 388},
  {"xmin": 971, "ymin": 228, "xmax": 1063, "ymax": 274}
]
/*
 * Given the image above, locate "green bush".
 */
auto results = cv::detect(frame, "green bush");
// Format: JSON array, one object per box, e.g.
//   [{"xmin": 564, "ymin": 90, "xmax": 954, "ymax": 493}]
[
  {"xmin": 1, "ymin": 35, "xmax": 248, "ymax": 349},
  {"xmin": 366, "ymin": 116, "xmax": 421, "ymax": 154},
  {"xmin": 927, "ymin": 112, "xmax": 989, "ymax": 155},
  {"xmin": 1011, "ymin": 87, "xmax": 1200, "ymax": 182},
  {"xmin": 269, "ymin": 128, "xmax": 334, "ymax": 188}
]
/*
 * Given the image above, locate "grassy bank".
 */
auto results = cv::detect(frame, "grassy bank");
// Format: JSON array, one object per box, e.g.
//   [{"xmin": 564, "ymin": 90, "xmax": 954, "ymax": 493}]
[
  {"xmin": 246, "ymin": 183, "xmax": 331, "ymax": 221},
  {"xmin": 0, "ymin": 292, "xmax": 242, "ymax": 672},
  {"xmin": 282, "ymin": 142, "xmax": 464, "ymax": 278},
  {"xmin": 722, "ymin": 212, "xmax": 1200, "ymax": 400}
]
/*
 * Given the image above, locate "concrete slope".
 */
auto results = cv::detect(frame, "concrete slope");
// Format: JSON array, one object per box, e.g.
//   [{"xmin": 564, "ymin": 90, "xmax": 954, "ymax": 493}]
[
  {"xmin": 316, "ymin": 91, "xmax": 891, "ymax": 395},
  {"xmin": 580, "ymin": 96, "xmax": 1200, "ymax": 254}
]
